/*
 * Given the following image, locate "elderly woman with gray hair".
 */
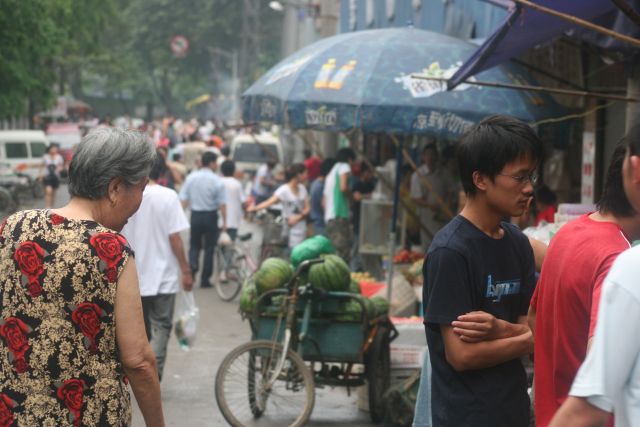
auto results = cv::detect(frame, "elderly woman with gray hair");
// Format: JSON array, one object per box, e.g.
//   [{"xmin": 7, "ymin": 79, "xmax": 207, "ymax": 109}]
[{"xmin": 0, "ymin": 128, "xmax": 165, "ymax": 426}]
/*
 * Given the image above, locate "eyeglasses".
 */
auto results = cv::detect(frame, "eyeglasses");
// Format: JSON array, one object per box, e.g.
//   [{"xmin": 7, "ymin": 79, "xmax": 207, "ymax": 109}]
[{"xmin": 497, "ymin": 172, "xmax": 538, "ymax": 185}]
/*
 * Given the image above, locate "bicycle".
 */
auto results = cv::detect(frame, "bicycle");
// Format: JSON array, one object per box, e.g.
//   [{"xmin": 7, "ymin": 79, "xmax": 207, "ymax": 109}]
[
  {"xmin": 254, "ymin": 209, "xmax": 288, "ymax": 262},
  {"xmin": 215, "ymin": 259, "xmax": 395, "ymax": 427},
  {"xmin": 212, "ymin": 232, "xmax": 259, "ymax": 301}
]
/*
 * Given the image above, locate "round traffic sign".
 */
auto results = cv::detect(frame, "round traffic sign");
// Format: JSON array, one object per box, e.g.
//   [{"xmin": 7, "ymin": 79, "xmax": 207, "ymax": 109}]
[{"xmin": 170, "ymin": 35, "xmax": 189, "ymax": 58}]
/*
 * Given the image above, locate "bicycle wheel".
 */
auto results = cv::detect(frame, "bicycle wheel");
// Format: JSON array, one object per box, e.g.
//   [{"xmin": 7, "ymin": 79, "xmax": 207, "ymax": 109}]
[
  {"xmin": 215, "ymin": 247, "xmax": 245, "ymax": 301},
  {"xmin": 366, "ymin": 325, "xmax": 390, "ymax": 423},
  {"xmin": 215, "ymin": 340, "xmax": 315, "ymax": 427}
]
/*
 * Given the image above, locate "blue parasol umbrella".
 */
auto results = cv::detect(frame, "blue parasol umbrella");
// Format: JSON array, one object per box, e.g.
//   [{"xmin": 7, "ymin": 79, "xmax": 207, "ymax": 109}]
[{"xmin": 243, "ymin": 27, "xmax": 563, "ymax": 138}]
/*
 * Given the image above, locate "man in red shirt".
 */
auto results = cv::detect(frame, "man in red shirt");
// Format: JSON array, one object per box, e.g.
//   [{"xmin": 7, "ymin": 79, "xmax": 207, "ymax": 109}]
[
  {"xmin": 528, "ymin": 144, "xmax": 640, "ymax": 426},
  {"xmin": 303, "ymin": 148, "xmax": 321, "ymax": 182}
]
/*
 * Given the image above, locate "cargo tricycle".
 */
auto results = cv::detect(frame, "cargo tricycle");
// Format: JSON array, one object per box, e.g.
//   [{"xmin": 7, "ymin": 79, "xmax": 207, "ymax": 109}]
[{"xmin": 215, "ymin": 259, "xmax": 396, "ymax": 427}]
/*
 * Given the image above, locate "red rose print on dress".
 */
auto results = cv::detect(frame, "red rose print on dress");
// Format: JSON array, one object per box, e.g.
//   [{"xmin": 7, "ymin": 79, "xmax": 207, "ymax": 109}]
[
  {"xmin": 13, "ymin": 241, "xmax": 47, "ymax": 297},
  {"xmin": 0, "ymin": 393, "xmax": 17, "ymax": 427},
  {"xmin": 70, "ymin": 303, "xmax": 106, "ymax": 353},
  {"xmin": 89, "ymin": 233, "xmax": 127, "ymax": 282},
  {"xmin": 0, "ymin": 317, "xmax": 32, "ymax": 373},
  {"xmin": 50, "ymin": 213, "xmax": 65, "ymax": 225},
  {"xmin": 56, "ymin": 379, "xmax": 86, "ymax": 427}
]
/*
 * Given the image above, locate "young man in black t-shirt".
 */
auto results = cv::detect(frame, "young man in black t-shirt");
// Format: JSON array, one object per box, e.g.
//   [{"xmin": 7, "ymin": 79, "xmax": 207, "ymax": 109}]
[{"xmin": 423, "ymin": 115, "xmax": 540, "ymax": 427}]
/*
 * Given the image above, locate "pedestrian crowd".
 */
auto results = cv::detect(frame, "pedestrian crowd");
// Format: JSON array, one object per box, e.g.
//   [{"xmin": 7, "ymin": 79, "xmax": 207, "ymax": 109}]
[{"xmin": 2, "ymin": 113, "xmax": 640, "ymax": 427}]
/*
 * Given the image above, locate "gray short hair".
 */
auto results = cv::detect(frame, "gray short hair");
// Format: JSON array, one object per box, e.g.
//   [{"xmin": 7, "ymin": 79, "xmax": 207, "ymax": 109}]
[{"xmin": 68, "ymin": 127, "xmax": 156, "ymax": 200}]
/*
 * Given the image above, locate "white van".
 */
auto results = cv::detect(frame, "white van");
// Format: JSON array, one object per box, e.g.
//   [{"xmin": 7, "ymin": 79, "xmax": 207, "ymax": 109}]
[
  {"xmin": 230, "ymin": 132, "xmax": 283, "ymax": 174},
  {"xmin": 0, "ymin": 130, "xmax": 49, "ymax": 178}
]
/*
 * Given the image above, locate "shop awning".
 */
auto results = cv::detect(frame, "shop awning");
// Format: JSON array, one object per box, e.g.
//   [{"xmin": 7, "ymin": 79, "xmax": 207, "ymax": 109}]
[{"xmin": 448, "ymin": 0, "xmax": 640, "ymax": 89}]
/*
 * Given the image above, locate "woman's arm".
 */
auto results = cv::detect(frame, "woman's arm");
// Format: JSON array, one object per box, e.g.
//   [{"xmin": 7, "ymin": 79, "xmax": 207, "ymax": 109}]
[
  {"xmin": 249, "ymin": 194, "xmax": 280, "ymax": 212},
  {"xmin": 115, "ymin": 260, "xmax": 165, "ymax": 427}
]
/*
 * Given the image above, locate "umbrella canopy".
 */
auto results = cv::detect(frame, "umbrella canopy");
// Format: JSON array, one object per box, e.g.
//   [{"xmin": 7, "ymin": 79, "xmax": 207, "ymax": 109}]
[{"xmin": 243, "ymin": 27, "xmax": 563, "ymax": 138}]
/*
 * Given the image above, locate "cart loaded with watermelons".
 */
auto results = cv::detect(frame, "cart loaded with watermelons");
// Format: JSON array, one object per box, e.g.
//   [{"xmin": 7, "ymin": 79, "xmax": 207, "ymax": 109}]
[{"xmin": 216, "ymin": 237, "xmax": 397, "ymax": 427}]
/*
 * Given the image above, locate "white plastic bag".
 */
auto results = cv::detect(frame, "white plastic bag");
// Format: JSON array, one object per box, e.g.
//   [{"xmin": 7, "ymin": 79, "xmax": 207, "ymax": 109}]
[
  {"xmin": 218, "ymin": 231, "xmax": 232, "ymax": 246},
  {"xmin": 174, "ymin": 290, "xmax": 200, "ymax": 351}
]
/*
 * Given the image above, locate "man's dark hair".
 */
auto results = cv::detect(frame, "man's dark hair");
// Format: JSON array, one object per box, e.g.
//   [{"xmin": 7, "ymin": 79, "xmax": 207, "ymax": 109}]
[
  {"xmin": 457, "ymin": 115, "xmax": 543, "ymax": 196},
  {"xmin": 172, "ymin": 152, "xmax": 182, "ymax": 162},
  {"xmin": 336, "ymin": 147, "xmax": 356, "ymax": 163},
  {"xmin": 285, "ymin": 163, "xmax": 306, "ymax": 181},
  {"xmin": 221, "ymin": 146, "xmax": 230, "ymax": 157},
  {"xmin": 359, "ymin": 161, "xmax": 371, "ymax": 174},
  {"xmin": 221, "ymin": 160, "xmax": 235, "ymax": 177},
  {"xmin": 320, "ymin": 158, "xmax": 336, "ymax": 177},
  {"xmin": 303, "ymin": 148, "xmax": 312, "ymax": 158},
  {"xmin": 597, "ymin": 142, "xmax": 635, "ymax": 217},
  {"xmin": 149, "ymin": 153, "xmax": 166, "ymax": 181},
  {"xmin": 201, "ymin": 151, "xmax": 217, "ymax": 166}
]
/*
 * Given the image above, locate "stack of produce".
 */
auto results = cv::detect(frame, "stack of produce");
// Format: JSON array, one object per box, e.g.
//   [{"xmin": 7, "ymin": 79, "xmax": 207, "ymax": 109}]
[
  {"xmin": 239, "ymin": 257, "xmax": 292, "ymax": 313},
  {"xmin": 402, "ymin": 258, "xmax": 424, "ymax": 286},
  {"xmin": 290, "ymin": 235, "xmax": 336, "ymax": 267},
  {"xmin": 351, "ymin": 271, "xmax": 375, "ymax": 283},
  {"xmin": 393, "ymin": 249, "xmax": 424, "ymax": 264},
  {"xmin": 239, "ymin": 238, "xmax": 391, "ymax": 320}
]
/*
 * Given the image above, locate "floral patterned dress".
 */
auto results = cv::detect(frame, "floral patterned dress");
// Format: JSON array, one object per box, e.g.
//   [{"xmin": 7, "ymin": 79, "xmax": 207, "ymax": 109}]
[{"xmin": 0, "ymin": 210, "xmax": 133, "ymax": 426}]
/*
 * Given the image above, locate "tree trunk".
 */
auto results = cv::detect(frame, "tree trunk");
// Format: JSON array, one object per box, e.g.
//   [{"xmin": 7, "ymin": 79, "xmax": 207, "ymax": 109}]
[
  {"xmin": 161, "ymin": 69, "xmax": 173, "ymax": 115},
  {"xmin": 70, "ymin": 65, "xmax": 84, "ymax": 99},
  {"xmin": 59, "ymin": 64, "xmax": 66, "ymax": 95}
]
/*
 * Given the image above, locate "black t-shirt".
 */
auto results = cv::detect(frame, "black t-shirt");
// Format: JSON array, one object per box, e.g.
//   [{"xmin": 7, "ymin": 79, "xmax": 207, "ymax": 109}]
[
  {"xmin": 351, "ymin": 178, "xmax": 376, "ymax": 233},
  {"xmin": 423, "ymin": 215, "xmax": 535, "ymax": 427}
]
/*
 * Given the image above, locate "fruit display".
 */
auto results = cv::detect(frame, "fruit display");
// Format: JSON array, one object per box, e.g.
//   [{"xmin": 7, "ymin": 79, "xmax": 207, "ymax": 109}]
[
  {"xmin": 351, "ymin": 271, "xmax": 375, "ymax": 283},
  {"xmin": 253, "ymin": 257, "xmax": 293, "ymax": 294},
  {"xmin": 308, "ymin": 254, "xmax": 351, "ymax": 292},
  {"xmin": 393, "ymin": 249, "xmax": 423, "ymax": 264}
]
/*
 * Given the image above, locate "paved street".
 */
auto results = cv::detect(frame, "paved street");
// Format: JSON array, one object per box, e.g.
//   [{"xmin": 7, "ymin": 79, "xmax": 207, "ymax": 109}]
[{"xmin": 25, "ymin": 187, "xmax": 378, "ymax": 427}]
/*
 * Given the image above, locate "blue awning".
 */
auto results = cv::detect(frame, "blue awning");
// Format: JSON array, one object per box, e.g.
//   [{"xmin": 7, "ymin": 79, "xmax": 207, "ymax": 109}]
[{"xmin": 449, "ymin": 0, "xmax": 640, "ymax": 89}]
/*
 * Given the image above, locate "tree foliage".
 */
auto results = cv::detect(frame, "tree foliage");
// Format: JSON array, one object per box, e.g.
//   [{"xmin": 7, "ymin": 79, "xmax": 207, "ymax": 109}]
[{"xmin": 0, "ymin": 0, "xmax": 282, "ymax": 120}]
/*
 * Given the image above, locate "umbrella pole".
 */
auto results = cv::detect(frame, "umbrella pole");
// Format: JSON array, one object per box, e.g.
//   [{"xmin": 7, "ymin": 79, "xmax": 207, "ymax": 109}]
[{"xmin": 386, "ymin": 137, "xmax": 404, "ymax": 302}]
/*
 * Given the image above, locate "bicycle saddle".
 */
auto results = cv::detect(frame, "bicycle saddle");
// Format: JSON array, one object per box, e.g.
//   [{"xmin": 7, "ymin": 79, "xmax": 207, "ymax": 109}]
[{"xmin": 238, "ymin": 232, "xmax": 252, "ymax": 241}]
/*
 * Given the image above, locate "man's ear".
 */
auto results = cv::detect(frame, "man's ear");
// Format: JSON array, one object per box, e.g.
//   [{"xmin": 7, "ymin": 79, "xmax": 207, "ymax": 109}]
[
  {"xmin": 472, "ymin": 171, "xmax": 489, "ymax": 193},
  {"xmin": 630, "ymin": 155, "xmax": 640, "ymax": 185}
]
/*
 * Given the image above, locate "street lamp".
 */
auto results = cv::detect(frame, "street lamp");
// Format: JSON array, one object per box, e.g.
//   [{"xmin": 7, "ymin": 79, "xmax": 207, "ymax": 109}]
[{"xmin": 268, "ymin": 1, "xmax": 285, "ymax": 11}]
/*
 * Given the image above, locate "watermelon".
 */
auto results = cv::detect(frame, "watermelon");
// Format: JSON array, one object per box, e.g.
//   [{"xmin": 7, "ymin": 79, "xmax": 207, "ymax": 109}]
[
  {"xmin": 254, "ymin": 258, "xmax": 293, "ymax": 294},
  {"xmin": 290, "ymin": 235, "xmax": 336, "ymax": 267},
  {"xmin": 335, "ymin": 299, "xmax": 363, "ymax": 321},
  {"xmin": 308, "ymin": 254, "xmax": 351, "ymax": 291},
  {"xmin": 239, "ymin": 278, "xmax": 258, "ymax": 313},
  {"xmin": 349, "ymin": 279, "xmax": 361, "ymax": 294},
  {"xmin": 370, "ymin": 296, "xmax": 389, "ymax": 317}
]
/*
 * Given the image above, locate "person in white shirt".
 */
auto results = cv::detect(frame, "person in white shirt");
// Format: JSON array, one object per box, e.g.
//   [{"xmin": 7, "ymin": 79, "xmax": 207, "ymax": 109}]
[
  {"xmin": 38, "ymin": 144, "xmax": 65, "ymax": 208},
  {"xmin": 121, "ymin": 154, "xmax": 192, "ymax": 380},
  {"xmin": 550, "ymin": 125, "xmax": 640, "ymax": 427},
  {"xmin": 249, "ymin": 163, "xmax": 310, "ymax": 248},
  {"xmin": 252, "ymin": 161, "xmax": 277, "ymax": 204},
  {"xmin": 410, "ymin": 144, "xmax": 448, "ymax": 251},
  {"xmin": 323, "ymin": 147, "xmax": 355, "ymax": 261},
  {"xmin": 219, "ymin": 160, "xmax": 247, "ymax": 241}
]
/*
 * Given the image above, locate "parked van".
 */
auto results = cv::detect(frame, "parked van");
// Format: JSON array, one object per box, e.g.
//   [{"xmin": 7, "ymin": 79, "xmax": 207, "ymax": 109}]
[
  {"xmin": 0, "ymin": 130, "xmax": 49, "ymax": 178},
  {"xmin": 230, "ymin": 132, "xmax": 283, "ymax": 174}
]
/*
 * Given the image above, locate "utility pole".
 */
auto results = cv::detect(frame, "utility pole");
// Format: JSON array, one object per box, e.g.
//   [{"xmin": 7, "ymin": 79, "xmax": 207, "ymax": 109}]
[{"xmin": 317, "ymin": 0, "xmax": 340, "ymax": 156}]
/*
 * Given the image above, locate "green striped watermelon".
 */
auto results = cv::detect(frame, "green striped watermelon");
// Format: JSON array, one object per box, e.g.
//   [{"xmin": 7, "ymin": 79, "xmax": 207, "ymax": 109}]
[
  {"xmin": 308, "ymin": 254, "xmax": 351, "ymax": 291},
  {"xmin": 254, "ymin": 258, "xmax": 293, "ymax": 294}
]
